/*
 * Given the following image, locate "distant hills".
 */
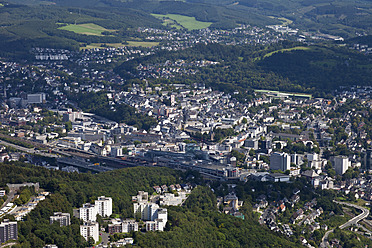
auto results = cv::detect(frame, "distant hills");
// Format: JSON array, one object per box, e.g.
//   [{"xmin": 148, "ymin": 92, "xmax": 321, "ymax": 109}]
[{"xmin": 0, "ymin": 0, "xmax": 371, "ymax": 58}]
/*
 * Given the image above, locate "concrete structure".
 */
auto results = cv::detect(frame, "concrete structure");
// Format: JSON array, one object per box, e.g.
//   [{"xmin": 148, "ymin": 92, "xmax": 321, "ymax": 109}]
[
  {"xmin": 159, "ymin": 192, "xmax": 187, "ymax": 206},
  {"xmin": 364, "ymin": 148, "xmax": 372, "ymax": 171},
  {"xmin": 334, "ymin": 156, "xmax": 351, "ymax": 175},
  {"xmin": 134, "ymin": 203, "xmax": 159, "ymax": 221},
  {"xmin": 74, "ymin": 203, "xmax": 98, "ymax": 222},
  {"xmin": 108, "ymin": 219, "xmax": 138, "ymax": 234},
  {"xmin": 110, "ymin": 146, "xmax": 123, "ymax": 157},
  {"xmin": 0, "ymin": 219, "xmax": 17, "ymax": 244},
  {"xmin": 95, "ymin": 196, "xmax": 112, "ymax": 217},
  {"xmin": 80, "ymin": 221, "xmax": 99, "ymax": 243},
  {"xmin": 0, "ymin": 190, "xmax": 5, "ymax": 197},
  {"xmin": 50, "ymin": 212, "xmax": 71, "ymax": 227},
  {"xmin": 132, "ymin": 192, "xmax": 168, "ymax": 232},
  {"xmin": 270, "ymin": 152, "xmax": 290, "ymax": 172},
  {"xmin": 27, "ymin": 93, "xmax": 46, "ymax": 104}
]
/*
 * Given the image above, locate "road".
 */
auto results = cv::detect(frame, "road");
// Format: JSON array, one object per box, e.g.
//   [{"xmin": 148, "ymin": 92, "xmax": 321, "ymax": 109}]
[
  {"xmin": 0, "ymin": 242, "xmax": 17, "ymax": 248},
  {"xmin": 0, "ymin": 140, "xmax": 58, "ymax": 158},
  {"xmin": 335, "ymin": 201, "xmax": 370, "ymax": 229},
  {"xmin": 320, "ymin": 200, "xmax": 370, "ymax": 248},
  {"xmin": 99, "ymin": 231, "xmax": 109, "ymax": 246},
  {"xmin": 0, "ymin": 189, "xmax": 15, "ymax": 209}
]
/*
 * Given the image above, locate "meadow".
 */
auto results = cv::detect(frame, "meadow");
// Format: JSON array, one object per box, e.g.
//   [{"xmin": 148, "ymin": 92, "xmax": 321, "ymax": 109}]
[
  {"xmin": 152, "ymin": 14, "xmax": 212, "ymax": 30},
  {"xmin": 58, "ymin": 23, "xmax": 115, "ymax": 36}
]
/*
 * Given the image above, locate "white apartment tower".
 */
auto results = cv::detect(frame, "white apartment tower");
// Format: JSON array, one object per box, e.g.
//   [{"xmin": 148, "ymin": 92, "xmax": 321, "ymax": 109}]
[
  {"xmin": 95, "ymin": 196, "xmax": 113, "ymax": 217},
  {"xmin": 80, "ymin": 221, "xmax": 99, "ymax": 243},
  {"xmin": 75, "ymin": 203, "xmax": 98, "ymax": 222},
  {"xmin": 134, "ymin": 202, "xmax": 159, "ymax": 221}
]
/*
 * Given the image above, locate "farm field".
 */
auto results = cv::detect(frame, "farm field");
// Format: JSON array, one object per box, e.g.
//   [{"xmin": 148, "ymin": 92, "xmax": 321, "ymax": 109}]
[
  {"xmin": 152, "ymin": 14, "xmax": 212, "ymax": 30},
  {"xmin": 58, "ymin": 23, "xmax": 115, "ymax": 36}
]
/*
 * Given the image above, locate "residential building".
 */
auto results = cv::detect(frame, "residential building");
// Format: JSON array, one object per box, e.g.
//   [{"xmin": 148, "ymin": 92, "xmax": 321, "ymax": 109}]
[
  {"xmin": 95, "ymin": 196, "xmax": 112, "ymax": 217},
  {"xmin": 0, "ymin": 219, "xmax": 17, "ymax": 244},
  {"xmin": 50, "ymin": 212, "xmax": 71, "ymax": 227},
  {"xmin": 134, "ymin": 202, "xmax": 159, "ymax": 221},
  {"xmin": 334, "ymin": 156, "xmax": 351, "ymax": 175},
  {"xmin": 74, "ymin": 203, "xmax": 97, "ymax": 222},
  {"xmin": 108, "ymin": 219, "xmax": 138, "ymax": 234},
  {"xmin": 80, "ymin": 221, "xmax": 99, "ymax": 243},
  {"xmin": 270, "ymin": 152, "xmax": 290, "ymax": 172},
  {"xmin": 364, "ymin": 148, "xmax": 372, "ymax": 171}
]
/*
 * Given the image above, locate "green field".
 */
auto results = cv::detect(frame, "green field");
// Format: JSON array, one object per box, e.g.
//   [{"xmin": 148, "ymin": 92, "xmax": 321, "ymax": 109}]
[
  {"xmin": 268, "ymin": 16, "xmax": 293, "ymax": 26},
  {"xmin": 263, "ymin": 46, "xmax": 311, "ymax": 58},
  {"xmin": 58, "ymin": 23, "xmax": 115, "ymax": 36},
  {"xmin": 0, "ymin": 3, "xmax": 4, "ymax": 6},
  {"xmin": 126, "ymin": 41, "xmax": 160, "ymax": 47},
  {"xmin": 152, "ymin": 14, "xmax": 212, "ymax": 30}
]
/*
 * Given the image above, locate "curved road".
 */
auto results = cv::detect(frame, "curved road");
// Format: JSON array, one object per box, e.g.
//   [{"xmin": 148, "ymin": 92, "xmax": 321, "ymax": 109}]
[{"xmin": 320, "ymin": 200, "xmax": 370, "ymax": 248}]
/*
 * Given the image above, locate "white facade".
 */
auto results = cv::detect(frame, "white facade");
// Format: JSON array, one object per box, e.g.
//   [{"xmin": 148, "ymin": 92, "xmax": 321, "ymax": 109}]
[
  {"xmin": 270, "ymin": 152, "xmax": 291, "ymax": 172},
  {"xmin": 95, "ymin": 196, "xmax": 112, "ymax": 217},
  {"xmin": 334, "ymin": 156, "xmax": 351, "ymax": 175},
  {"xmin": 77, "ymin": 203, "xmax": 98, "ymax": 222},
  {"xmin": 122, "ymin": 220, "xmax": 139, "ymax": 233},
  {"xmin": 110, "ymin": 146, "xmax": 123, "ymax": 157},
  {"xmin": 80, "ymin": 221, "xmax": 99, "ymax": 243},
  {"xmin": 134, "ymin": 203, "xmax": 159, "ymax": 221}
]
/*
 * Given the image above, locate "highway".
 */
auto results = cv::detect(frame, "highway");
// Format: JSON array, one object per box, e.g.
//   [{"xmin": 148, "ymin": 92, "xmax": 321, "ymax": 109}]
[
  {"xmin": 320, "ymin": 200, "xmax": 370, "ymax": 247},
  {"xmin": 0, "ymin": 139, "xmax": 59, "ymax": 158},
  {"xmin": 335, "ymin": 201, "xmax": 370, "ymax": 229}
]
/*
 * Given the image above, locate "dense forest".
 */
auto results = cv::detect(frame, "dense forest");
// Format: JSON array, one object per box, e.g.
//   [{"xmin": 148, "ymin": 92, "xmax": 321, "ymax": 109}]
[
  {"xmin": 0, "ymin": 162, "xmax": 301, "ymax": 247},
  {"xmin": 115, "ymin": 42, "xmax": 372, "ymax": 97}
]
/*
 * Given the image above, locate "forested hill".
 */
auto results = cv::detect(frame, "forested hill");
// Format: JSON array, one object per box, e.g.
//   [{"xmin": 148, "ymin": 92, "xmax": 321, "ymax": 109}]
[
  {"xmin": 0, "ymin": 162, "xmax": 297, "ymax": 248},
  {"xmin": 115, "ymin": 42, "xmax": 372, "ymax": 97}
]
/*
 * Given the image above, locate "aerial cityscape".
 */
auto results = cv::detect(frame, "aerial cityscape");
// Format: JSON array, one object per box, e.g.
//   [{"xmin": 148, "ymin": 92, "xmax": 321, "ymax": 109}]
[{"xmin": 0, "ymin": 0, "xmax": 372, "ymax": 247}]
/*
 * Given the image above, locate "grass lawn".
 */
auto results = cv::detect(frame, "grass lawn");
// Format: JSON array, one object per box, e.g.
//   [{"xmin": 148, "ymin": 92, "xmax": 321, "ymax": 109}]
[
  {"xmin": 58, "ymin": 23, "xmax": 116, "ymax": 36},
  {"xmin": 80, "ymin": 43, "xmax": 126, "ymax": 50},
  {"xmin": 263, "ymin": 46, "xmax": 311, "ymax": 58},
  {"xmin": 126, "ymin": 41, "xmax": 160, "ymax": 47},
  {"xmin": 152, "ymin": 14, "xmax": 212, "ymax": 30}
]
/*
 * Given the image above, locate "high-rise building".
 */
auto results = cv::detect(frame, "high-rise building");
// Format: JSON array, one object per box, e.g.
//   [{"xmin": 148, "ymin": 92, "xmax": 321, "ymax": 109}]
[
  {"xmin": 95, "ymin": 196, "xmax": 112, "ymax": 217},
  {"xmin": 50, "ymin": 212, "xmax": 71, "ymax": 227},
  {"xmin": 364, "ymin": 148, "xmax": 372, "ymax": 171},
  {"xmin": 134, "ymin": 203, "xmax": 159, "ymax": 221},
  {"xmin": 74, "ymin": 203, "xmax": 98, "ymax": 222},
  {"xmin": 270, "ymin": 152, "xmax": 291, "ymax": 172},
  {"xmin": 80, "ymin": 221, "xmax": 99, "ymax": 243},
  {"xmin": 334, "ymin": 156, "xmax": 351, "ymax": 175},
  {"xmin": 0, "ymin": 219, "xmax": 17, "ymax": 244}
]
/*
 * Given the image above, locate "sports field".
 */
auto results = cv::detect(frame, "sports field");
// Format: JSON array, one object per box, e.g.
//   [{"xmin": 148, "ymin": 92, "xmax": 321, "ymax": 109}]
[
  {"xmin": 58, "ymin": 23, "xmax": 115, "ymax": 36},
  {"xmin": 152, "ymin": 14, "xmax": 212, "ymax": 30}
]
